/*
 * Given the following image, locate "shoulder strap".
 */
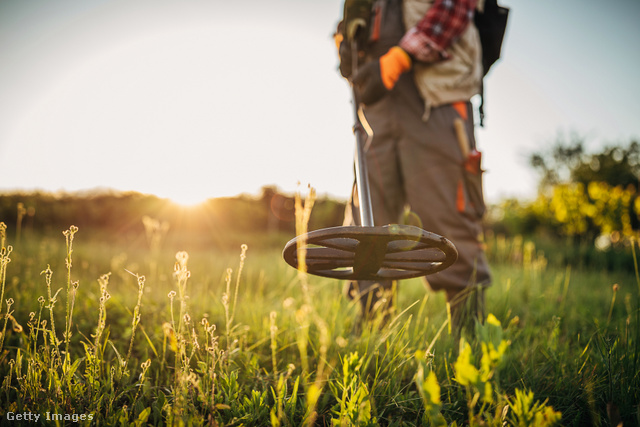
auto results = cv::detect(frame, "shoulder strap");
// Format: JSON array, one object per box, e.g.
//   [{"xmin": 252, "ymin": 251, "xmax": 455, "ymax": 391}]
[
  {"xmin": 474, "ymin": 0, "xmax": 509, "ymax": 126},
  {"xmin": 474, "ymin": 0, "xmax": 509, "ymax": 77}
]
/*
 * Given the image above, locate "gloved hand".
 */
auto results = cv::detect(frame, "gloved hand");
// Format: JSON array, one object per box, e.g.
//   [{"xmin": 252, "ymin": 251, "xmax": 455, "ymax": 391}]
[
  {"xmin": 334, "ymin": 28, "xmax": 364, "ymax": 79},
  {"xmin": 352, "ymin": 46, "xmax": 412, "ymax": 105},
  {"xmin": 334, "ymin": 32, "xmax": 354, "ymax": 79}
]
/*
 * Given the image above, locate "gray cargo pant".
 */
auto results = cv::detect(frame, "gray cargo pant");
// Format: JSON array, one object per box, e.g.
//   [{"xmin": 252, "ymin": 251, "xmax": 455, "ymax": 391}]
[{"xmin": 343, "ymin": 72, "xmax": 491, "ymax": 329}]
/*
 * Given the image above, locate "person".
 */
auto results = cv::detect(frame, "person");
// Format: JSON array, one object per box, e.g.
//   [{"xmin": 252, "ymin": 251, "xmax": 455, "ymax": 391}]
[{"xmin": 336, "ymin": 0, "xmax": 491, "ymax": 335}]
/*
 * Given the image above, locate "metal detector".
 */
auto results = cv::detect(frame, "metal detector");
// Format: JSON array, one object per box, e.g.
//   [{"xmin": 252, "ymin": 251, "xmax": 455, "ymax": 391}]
[{"xmin": 282, "ymin": 39, "xmax": 458, "ymax": 281}]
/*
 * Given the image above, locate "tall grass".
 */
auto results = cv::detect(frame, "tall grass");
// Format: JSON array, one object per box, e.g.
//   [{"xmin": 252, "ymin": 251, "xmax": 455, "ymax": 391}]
[{"xmin": 0, "ymin": 208, "xmax": 638, "ymax": 425}]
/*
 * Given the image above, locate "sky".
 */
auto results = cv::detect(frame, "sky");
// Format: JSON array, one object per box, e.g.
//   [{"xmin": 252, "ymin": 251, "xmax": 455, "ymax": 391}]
[{"xmin": 1, "ymin": 0, "xmax": 639, "ymax": 206}]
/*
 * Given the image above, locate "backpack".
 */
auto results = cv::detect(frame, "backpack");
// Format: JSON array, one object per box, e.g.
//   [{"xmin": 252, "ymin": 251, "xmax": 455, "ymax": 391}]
[{"xmin": 474, "ymin": 0, "xmax": 509, "ymax": 125}]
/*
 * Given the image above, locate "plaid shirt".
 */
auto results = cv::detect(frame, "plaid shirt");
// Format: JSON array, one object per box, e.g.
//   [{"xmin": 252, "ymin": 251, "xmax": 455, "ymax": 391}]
[{"xmin": 399, "ymin": 0, "xmax": 477, "ymax": 63}]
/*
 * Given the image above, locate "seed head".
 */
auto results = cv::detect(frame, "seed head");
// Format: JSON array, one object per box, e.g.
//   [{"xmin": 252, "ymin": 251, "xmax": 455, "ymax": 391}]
[
  {"xmin": 287, "ymin": 363, "xmax": 296, "ymax": 376},
  {"xmin": 192, "ymin": 328, "xmax": 200, "ymax": 349},
  {"xmin": 41, "ymin": 266, "xmax": 53, "ymax": 280},
  {"xmin": 11, "ymin": 315, "xmax": 23, "ymax": 333},
  {"xmin": 162, "ymin": 322, "xmax": 173, "ymax": 335}
]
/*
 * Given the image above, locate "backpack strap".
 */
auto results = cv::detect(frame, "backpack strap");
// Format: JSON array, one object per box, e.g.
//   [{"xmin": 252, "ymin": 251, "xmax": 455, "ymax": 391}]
[
  {"xmin": 474, "ymin": 0, "xmax": 509, "ymax": 126},
  {"xmin": 474, "ymin": 0, "xmax": 509, "ymax": 77}
]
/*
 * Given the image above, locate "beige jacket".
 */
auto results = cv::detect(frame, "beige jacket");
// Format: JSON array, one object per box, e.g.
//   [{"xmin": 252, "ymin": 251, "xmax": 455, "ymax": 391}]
[{"xmin": 402, "ymin": 0, "xmax": 483, "ymax": 120}]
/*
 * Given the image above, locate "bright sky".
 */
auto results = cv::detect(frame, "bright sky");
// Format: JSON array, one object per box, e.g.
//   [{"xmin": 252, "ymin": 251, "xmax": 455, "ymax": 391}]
[{"xmin": 1, "ymin": 0, "xmax": 639, "ymax": 206}]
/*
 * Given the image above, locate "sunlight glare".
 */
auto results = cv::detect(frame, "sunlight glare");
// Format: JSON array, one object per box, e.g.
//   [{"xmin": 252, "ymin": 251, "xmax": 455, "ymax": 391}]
[{"xmin": 166, "ymin": 191, "xmax": 210, "ymax": 209}]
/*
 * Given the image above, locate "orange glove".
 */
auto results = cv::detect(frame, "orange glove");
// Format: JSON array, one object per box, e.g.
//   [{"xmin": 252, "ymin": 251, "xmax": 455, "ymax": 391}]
[
  {"xmin": 352, "ymin": 47, "xmax": 412, "ymax": 105},
  {"xmin": 379, "ymin": 47, "xmax": 412, "ymax": 89}
]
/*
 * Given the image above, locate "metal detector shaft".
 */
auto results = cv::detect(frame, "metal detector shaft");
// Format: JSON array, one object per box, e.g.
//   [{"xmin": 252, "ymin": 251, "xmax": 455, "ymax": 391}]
[
  {"xmin": 350, "ymin": 39, "xmax": 375, "ymax": 227},
  {"xmin": 352, "ymin": 88, "xmax": 375, "ymax": 227}
]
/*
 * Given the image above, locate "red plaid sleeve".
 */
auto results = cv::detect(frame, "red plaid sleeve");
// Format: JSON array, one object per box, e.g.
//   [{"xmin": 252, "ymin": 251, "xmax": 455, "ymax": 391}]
[{"xmin": 400, "ymin": 0, "xmax": 477, "ymax": 63}]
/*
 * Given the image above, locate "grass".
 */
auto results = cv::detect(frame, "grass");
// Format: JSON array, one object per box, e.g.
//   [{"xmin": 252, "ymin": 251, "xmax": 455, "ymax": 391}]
[{"xmin": 0, "ymin": 215, "xmax": 639, "ymax": 426}]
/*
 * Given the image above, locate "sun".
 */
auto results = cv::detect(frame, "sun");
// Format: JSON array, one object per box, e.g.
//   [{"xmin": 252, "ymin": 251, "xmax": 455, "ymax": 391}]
[{"xmin": 164, "ymin": 191, "xmax": 211, "ymax": 209}]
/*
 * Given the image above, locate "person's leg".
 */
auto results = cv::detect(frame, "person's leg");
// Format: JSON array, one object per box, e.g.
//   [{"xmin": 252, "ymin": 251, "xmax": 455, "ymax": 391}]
[
  {"xmin": 397, "ymin": 102, "xmax": 491, "ymax": 335},
  {"xmin": 446, "ymin": 285, "xmax": 486, "ymax": 339},
  {"xmin": 343, "ymin": 279, "xmax": 396, "ymax": 322}
]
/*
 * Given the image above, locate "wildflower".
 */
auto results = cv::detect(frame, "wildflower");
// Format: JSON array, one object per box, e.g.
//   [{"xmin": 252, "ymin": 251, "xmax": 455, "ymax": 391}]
[
  {"xmin": 163, "ymin": 322, "xmax": 178, "ymax": 353},
  {"xmin": 176, "ymin": 251, "xmax": 189, "ymax": 266},
  {"xmin": 483, "ymin": 382, "xmax": 493, "ymax": 404},
  {"xmin": 487, "ymin": 313, "xmax": 501, "ymax": 327},
  {"xmin": 336, "ymin": 336, "xmax": 348, "ymax": 348},
  {"xmin": 423, "ymin": 371, "xmax": 442, "ymax": 405},
  {"xmin": 508, "ymin": 316, "xmax": 520, "ymax": 328},
  {"xmin": 10, "ymin": 315, "xmax": 23, "ymax": 333},
  {"xmin": 454, "ymin": 338, "xmax": 479, "ymax": 386},
  {"xmin": 192, "ymin": 328, "xmax": 200, "ymax": 349},
  {"xmin": 480, "ymin": 340, "xmax": 509, "ymax": 380},
  {"xmin": 287, "ymin": 363, "xmax": 296, "ymax": 376}
]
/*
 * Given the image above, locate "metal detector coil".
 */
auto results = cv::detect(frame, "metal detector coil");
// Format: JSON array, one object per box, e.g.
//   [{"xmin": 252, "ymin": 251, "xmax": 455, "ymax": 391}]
[
  {"xmin": 282, "ymin": 39, "xmax": 458, "ymax": 281},
  {"xmin": 282, "ymin": 224, "xmax": 457, "ymax": 280}
]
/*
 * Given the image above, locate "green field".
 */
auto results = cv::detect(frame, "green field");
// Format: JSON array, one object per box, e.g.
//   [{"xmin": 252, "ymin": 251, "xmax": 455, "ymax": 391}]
[{"xmin": 0, "ymin": 221, "xmax": 639, "ymax": 426}]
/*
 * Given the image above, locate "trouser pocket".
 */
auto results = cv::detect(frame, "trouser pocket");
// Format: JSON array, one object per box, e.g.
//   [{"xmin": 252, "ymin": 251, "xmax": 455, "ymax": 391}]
[
  {"xmin": 464, "ymin": 168, "xmax": 486, "ymax": 219},
  {"xmin": 457, "ymin": 151, "xmax": 486, "ymax": 219}
]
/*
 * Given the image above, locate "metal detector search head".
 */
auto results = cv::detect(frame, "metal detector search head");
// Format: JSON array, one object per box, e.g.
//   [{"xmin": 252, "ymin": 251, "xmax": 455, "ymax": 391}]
[
  {"xmin": 282, "ymin": 224, "xmax": 457, "ymax": 280},
  {"xmin": 282, "ymin": 40, "xmax": 458, "ymax": 281}
]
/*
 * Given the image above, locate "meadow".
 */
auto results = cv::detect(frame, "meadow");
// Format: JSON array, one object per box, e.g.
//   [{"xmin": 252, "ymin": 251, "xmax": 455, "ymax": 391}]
[{"xmin": 0, "ymin": 207, "xmax": 639, "ymax": 426}]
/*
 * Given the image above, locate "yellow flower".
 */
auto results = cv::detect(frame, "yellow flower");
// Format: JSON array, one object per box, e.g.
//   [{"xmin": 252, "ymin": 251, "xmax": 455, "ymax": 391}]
[
  {"xmin": 455, "ymin": 339, "xmax": 479, "ymax": 386},
  {"xmin": 486, "ymin": 313, "xmax": 501, "ymax": 327},
  {"xmin": 423, "ymin": 371, "xmax": 441, "ymax": 405},
  {"xmin": 483, "ymin": 381, "xmax": 493, "ymax": 404},
  {"xmin": 533, "ymin": 405, "xmax": 562, "ymax": 426}
]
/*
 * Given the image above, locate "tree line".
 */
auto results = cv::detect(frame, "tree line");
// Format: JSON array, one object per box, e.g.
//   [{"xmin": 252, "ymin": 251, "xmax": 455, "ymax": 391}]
[
  {"xmin": 0, "ymin": 186, "xmax": 345, "ymax": 250},
  {"xmin": 488, "ymin": 135, "xmax": 640, "ymax": 271}
]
